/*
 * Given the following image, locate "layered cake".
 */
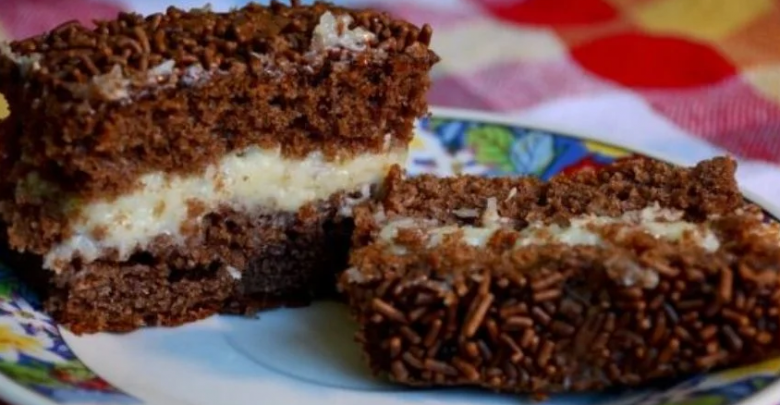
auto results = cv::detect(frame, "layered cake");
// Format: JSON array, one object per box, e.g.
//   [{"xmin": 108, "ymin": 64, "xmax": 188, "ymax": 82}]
[
  {"xmin": 0, "ymin": 2, "xmax": 438, "ymax": 333},
  {"xmin": 341, "ymin": 157, "xmax": 780, "ymax": 393}
]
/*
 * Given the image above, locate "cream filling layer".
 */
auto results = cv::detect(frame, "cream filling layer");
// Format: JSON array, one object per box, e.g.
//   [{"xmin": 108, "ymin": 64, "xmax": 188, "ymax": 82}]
[
  {"xmin": 379, "ymin": 203, "xmax": 721, "ymax": 252},
  {"xmin": 375, "ymin": 204, "xmax": 723, "ymax": 289},
  {"xmin": 44, "ymin": 146, "xmax": 407, "ymax": 270}
]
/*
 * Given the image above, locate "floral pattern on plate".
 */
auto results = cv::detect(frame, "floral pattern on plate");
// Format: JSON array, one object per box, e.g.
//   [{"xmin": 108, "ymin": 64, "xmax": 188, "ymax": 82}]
[
  {"xmin": 0, "ymin": 115, "xmax": 776, "ymax": 405},
  {"xmin": 407, "ymin": 117, "xmax": 633, "ymax": 178},
  {"xmin": 0, "ymin": 266, "xmax": 139, "ymax": 404}
]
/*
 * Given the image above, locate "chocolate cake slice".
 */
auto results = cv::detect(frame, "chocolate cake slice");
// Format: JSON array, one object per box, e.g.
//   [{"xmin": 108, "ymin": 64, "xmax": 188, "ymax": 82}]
[
  {"xmin": 0, "ymin": 2, "xmax": 438, "ymax": 333},
  {"xmin": 340, "ymin": 157, "xmax": 780, "ymax": 394}
]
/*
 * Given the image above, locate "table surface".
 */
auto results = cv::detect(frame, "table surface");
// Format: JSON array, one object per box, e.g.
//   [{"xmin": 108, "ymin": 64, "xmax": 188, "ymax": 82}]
[{"xmin": 0, "ymin": 1, "xmax": 779, "ymax": 404}]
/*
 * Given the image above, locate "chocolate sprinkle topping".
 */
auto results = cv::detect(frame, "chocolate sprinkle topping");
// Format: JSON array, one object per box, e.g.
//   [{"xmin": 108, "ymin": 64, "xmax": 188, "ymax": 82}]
[
  {"xmin": 341, "ymin": 157, "xmax": 780, "ymax": 395},
  {"xmin": 0, "ymin": 1, "xmax": 438, "ymax": 256}
]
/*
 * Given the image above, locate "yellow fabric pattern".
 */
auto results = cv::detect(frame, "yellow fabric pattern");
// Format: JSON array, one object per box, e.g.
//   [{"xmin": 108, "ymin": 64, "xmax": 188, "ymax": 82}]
[
  {"xmin": 0, "ymin": 95, "xmax": 8, "ymax": 120},
  {"xmin": 630, "ymin": 0, "xmax": 775, "ymax": 41},
  {"xmin": 745, "ymin": 65, "xmax": 780, "ymax": 104},
  {"xmin": 0, "ymin": 21, "xmax": 6, "ymax": 120}
]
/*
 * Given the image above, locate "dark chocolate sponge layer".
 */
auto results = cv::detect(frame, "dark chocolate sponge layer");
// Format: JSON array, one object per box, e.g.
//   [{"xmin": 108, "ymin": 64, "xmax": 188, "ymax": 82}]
[{"xmin": 7, "ymin": 195, "xmax": 354, "ymax": 334}]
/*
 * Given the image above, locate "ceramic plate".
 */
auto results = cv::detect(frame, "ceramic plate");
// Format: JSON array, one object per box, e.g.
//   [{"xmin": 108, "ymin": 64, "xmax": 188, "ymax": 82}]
[{"xmin": 1, "ymin": 108, "xmax": 779, "ymax": 405}]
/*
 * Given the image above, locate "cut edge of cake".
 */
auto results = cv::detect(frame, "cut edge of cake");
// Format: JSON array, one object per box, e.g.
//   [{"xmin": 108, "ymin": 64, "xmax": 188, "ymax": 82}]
[
  {"xmin": 0, "ymin": 1, "xmax": 438, "ymax": 333},
  {"xmin": 340, "ymin": 157, "xmax": 780, "ymax": 394}
]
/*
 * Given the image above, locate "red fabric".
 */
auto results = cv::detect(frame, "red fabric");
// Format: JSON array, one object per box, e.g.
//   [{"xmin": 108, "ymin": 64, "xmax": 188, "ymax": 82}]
[
  {"xmin": 0, "ymin": 0, "xmax": 123, "ymax": 39},
  {"xmin": 570, "ymin": 33, "xmax": 738, "ymax": 89},
  {"xmin": 483, "ymin": 0, "xmax": 619, "ymax": 26}
]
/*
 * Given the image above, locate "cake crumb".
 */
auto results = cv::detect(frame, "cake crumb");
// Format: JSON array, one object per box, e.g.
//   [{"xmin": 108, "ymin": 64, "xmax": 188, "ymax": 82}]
[
  {"xmin": 339, "ymin": 184, "xmax": 372, "ymax": 217},
  {"xmin": 181, "ymin": 64, "xmax": 210, "ymax": 87},
  {"xmin": 226, "ymin": 266, "xmax": 242, "ymax": 280},
  {"xmin": 0, "ymin": 41, "xmax": 42, "ymax": 75},
  {"xmin": 91, "ymin": 65, "xmax": 131, "ymax": 101},
  {"xmin": 606, "ymin": 255, "xmax": 660, "ymax": 289},
  {"xmin": 147, "ymin": 60, "xmax": 176, "ymax": 83},
  {"xmin": 186, "ymin": 199, "xmax": 208, "ymax": 219},
  {"xmin": 153, "ymin": 201, "xmax": 167, "ymax": 218},
  {"xmin": 481, "ymin": 197, "xmax": 501, "ymax": 227},
  {"xmin": 90, "ymin": 225, "xmax": 108, "ymax": 241},
  {"xmin": 452, "ymin": 208, "xmax": 479, "ymax": 219},
  {"xmin": 67, "ymin": 65, "xmax": 131, "ymax": 101}
]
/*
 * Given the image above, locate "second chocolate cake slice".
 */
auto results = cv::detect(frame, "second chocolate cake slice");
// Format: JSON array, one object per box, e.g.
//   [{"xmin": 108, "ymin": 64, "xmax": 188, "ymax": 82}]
[
  {"xmin": 0, "ymin": 2, "xmax": 438, "ymax": 333},
  {"xmin": 341, "ymin": 157, "xmax": 780, "ymax": 394}
]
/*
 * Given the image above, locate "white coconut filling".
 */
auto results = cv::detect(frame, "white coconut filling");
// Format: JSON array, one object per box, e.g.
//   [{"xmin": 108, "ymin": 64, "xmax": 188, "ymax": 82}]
[
  {"xmin": 512, "ymin": 207, "xmax": 721, "ymax": 252},
  {"xmin": 379, "ymin": 203, "xmax": 721, "ymax": 253},
  {"xmin": 311, "ymin": 11, "xmax": 376, "ymax": 52},
  {"xmin": 375, "ymin": 203, "xmax": 726, "ymax": 289},
  {"xmin": 0, "ymin": 42, "xmax": 42, "ymax": 75},
  {"xmin": 43, "ymin": 146, "xmax": 407, "ymax": 270}
]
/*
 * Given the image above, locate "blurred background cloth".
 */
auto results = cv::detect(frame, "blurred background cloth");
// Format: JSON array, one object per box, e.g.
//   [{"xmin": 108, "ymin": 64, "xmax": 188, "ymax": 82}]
[{"xmin": 1, "ymin": 0, "xmax": 779, "ymax": 205}]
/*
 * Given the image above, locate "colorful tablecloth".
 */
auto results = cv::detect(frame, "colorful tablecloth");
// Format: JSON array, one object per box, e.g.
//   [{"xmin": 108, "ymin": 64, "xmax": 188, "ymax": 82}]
[{"xmin": 1, "ymin": 0, "xmax": 779, "ymax": 207}]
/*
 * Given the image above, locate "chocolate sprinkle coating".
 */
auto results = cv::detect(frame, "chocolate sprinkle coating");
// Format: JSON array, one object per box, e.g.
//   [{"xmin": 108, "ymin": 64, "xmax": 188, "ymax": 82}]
[
  {"xmin": 0, "ymin": 1, "xmax": 438, "ymax": 256},
  {"xmin": 3, "ymin": 2, "xmax": 434, "ymax": 84},
  {"xmin": 341, "ymin": 157, "xmax": 780, "ymax": 394}
]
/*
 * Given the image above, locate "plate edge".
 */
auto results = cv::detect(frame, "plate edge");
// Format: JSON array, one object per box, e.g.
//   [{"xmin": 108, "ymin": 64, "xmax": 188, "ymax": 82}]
[{"xmin": 0, "ymin": 372, "xmax": 59, "ymax": 405}]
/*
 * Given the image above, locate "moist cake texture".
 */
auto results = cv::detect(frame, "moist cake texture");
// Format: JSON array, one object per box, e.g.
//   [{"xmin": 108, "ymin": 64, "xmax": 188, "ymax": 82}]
[
  {"xmin": 0, "ymin": 1, "xmax": 438, "ymax": 333},
  {"xmin": 340, "ymin": 157, "xmax": 780, "ymax": 394}
]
